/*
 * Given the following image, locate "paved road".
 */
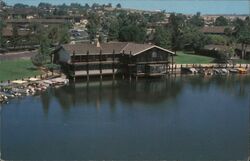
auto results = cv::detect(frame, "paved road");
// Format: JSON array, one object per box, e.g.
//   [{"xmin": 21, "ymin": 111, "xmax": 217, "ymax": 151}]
[{"xmin": 0, "ymin": 50, "xmax": 37, "ymax": 61}]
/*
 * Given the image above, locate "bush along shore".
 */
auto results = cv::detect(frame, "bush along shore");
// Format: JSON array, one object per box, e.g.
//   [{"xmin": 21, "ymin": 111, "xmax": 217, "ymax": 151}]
[{"xmin": 0, "ymin": 72, "xmax": 69, "ymax": 104}]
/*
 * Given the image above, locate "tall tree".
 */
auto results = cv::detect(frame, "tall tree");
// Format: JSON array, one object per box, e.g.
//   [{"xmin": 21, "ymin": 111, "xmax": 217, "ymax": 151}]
[
  {"xmin": 119, "ymin": 24, "xmax": 146, "ymax": 43},
  {"xmin": 168, "ymin": 13, "xmax": 186, "ymax": 50},
  {"xmin": 181, "ymin": 26, "xmax": 208, "ymax": 50},
  {"xmin": 116, "ymin": 3, "xmax": 121, "ymax": 8},
  {"xmin": 188, "ymin": 12, "xmax": 204, "ymax": 27},
  {"xmin": 0, "ymin": 18, "xmax": 6, "ymax": 48},
  {"xmin": 86, "ymin": 12, "xmax": 100, "ymax": 41},
  {"xmin": 10, "ymin": 25, "xmax": 19, "ymax": 48},
  {"xmin": 58, "ymin": 27, "xmax": 70, "ymax": 44},
  {"xmin": 39, "ymin": 34, "xmax": 51, "ymax": 64},
  {"xmin": 154, "ymin": 27, "xmax": 172, "ymax": 49},
  {"xmin": 237, "ymin": 26, "xmax": 250, "ymax": 59},
  {"xmin": 107, "ymin": 18, "xmax": 120, "ymax": 41}
]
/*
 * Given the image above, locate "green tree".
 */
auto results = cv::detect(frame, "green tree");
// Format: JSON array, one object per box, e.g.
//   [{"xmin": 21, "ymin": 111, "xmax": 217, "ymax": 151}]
[
  {"xmin": 86, "ymin": 22, "xmax": 98, "ymax": 41},
  {"xmin": 58, "ymin": 27, "xmax": 70, "ymax": 44},
  {"xmin": 39, "ymin": 35, "xmax": 51, "ymax": 62},
  {"xmin": 116, "ymin": 3, "xmax": 121, "ymax": 8},
  {"xmin": 168, "ymin": 13, "xmax": 186, "ymax": 50},
  {"xmin": 188, "ymin": 12, "xmax": 204, "ymax": 27},
  {"xmin": 38, "ymin": 2, "xmax": 52, "ymax": 9},
  {"xmin": 119, "ymin": 24, "xmax": 146, "ymax": 43},
  {"xmin": 13, "ymin": 3, "xmax": 29, "ymax": 8},
  {"xmin": 0, "ymin": 18, "xmax": 6, "ymax": 48},
  {"xmin": 86, "ymin": 12, "xmax": 100, "ymax": 41},
  {"xmin": 214, "ymin": 16, "xmax": 229, "ymax": 26},
  {"xmin": 32, "ymin": 34, "xmax": 51, "ymax": 66},
  {"xmin": 107, "ymin": 18, "xmax": 120, "ymax": 41},
  {"xmin": 149, "ymin": 12, "xmax": 165, "ymax": 23},
  {"xmin": 154, "ymin": 27, "xmax": 172, "ymax": 49},
  {"xmin": 48, "ymin": 26, "xmax": 59, "ymax": 44},
  {"xmin": 10, "ymin": 25, "xmax": 19, "ymax": 48},
  {"xmin": 207, "ymin": 35, "xmax": 228, "ymax": 45},
  {"xmin": 181, "ymin": 26, "xmax": 207, "ymax": 50},
  {"xmin": 84, "ymin": 3, "xmax": 90, "ymax": 9},
  {"xmin": 237, "ymin": 26, "xmax": 250, "ymax": 59}
]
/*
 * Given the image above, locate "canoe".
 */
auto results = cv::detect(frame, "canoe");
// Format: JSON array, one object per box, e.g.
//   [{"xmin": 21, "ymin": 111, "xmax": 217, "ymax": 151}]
[
  {"xmin": 238, "ymin": 68, "xmax": 247, "ymax": 74},
  {"xmin": 229, "ymin": 69, "xmax": 238, "ymax": 73}
]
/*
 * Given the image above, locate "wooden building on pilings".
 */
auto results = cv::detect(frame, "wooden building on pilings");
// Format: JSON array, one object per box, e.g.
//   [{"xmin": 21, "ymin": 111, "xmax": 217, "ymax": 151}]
[{"xmin": 53, "ymin": 42, "xmax": 175, "ymax": 80}]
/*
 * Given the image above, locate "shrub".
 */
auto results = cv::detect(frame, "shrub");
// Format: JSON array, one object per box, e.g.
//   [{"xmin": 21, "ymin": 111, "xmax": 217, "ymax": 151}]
[{"xmin": 31, "ymin": 53, "xmax": 45, "ymax": 67}]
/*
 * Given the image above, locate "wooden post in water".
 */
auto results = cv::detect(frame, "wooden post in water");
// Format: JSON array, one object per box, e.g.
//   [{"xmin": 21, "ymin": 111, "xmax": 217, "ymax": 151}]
[
  {"xmin": 112, "ymin": 50, "xmax": 115, "ymax": 80},
  {"xmin": 166, "ymin": 55, "xmax": 168, "ymax": 76},
  {"xmin": 171, "ymin": 53, "xmax": 174, "ymax": 74},
  {"xmin": 87, "ymin": 50, "xmax": 89, "ymax": 82},
  {"xmin": 99, "ymin": 50, "xmax": 103, "ymax": 80},
  {"xmin": 122, "ymin": 50, "xmax": 125, "ymax": 79},
  {"xmin": 135, "ymin": 62, "xmax": 138, "ymax": 81},
  {"xmin": 129, "ymin": 51, "xmax": 132, "ymax": 81},
  {"xmin": 72, "ymin": 51, "xmax": 76, "ymax": 82}
]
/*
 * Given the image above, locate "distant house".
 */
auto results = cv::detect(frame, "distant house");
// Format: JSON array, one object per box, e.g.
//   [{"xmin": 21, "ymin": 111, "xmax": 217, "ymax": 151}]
[
  {"xmin": 5, "ymin": 19, "xmax": 68, "ymax": 27},
  {"xmin": 195, "ymin": 44, "xmax": 233, "ymax": 59},
  {"xmin": 53, "ymin": 42, "xmax": 174, "ymax": 79},
  {"xmin": 200, "ymin": 26, "xmax": 232, "ymax": 35},
  {"xmin": 6, "ymin": 8, "xmax": 38, "ymax": 19},
  {"xmin": 2, "ymin": 26, "xmax": 32, "ymax": 38},
  {"xmin": 203, "ymin": 44, "xmax": 231, "ymax": 51}
]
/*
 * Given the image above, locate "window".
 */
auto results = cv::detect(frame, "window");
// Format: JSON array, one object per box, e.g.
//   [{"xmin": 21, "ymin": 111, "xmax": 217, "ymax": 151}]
[{"xmin": 152, "ymin": 51, "xmax": 157, "ymax": 58}]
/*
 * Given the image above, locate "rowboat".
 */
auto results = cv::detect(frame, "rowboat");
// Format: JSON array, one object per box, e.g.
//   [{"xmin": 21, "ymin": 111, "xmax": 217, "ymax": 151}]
[{"xmin": 238, "ymin": 68, "xmax": 247, "ymax": 74}]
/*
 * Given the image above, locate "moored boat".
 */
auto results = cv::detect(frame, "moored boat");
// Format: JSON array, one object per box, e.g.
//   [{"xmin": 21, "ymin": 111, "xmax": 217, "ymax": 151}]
[
  {"xmin": 229, "ymin": 68, "xmax": 238, "ymax": 73},
  {"xmin": 238, "ymin": 68, "xmax": 247, "ymax": 74}
]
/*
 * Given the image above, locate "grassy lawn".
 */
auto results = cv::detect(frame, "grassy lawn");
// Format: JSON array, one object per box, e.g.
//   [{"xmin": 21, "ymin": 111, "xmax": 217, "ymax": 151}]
[
  {"xmin": 232, "ymin": 59, "xmax": 250, "ymax": 64},
  {"xmin": 174, "ymin": 51, "xmax": 215, "ymax": 64},
  {"xmin": 0, "ymin": 59, "xmax": 42, "ymax": 82}
]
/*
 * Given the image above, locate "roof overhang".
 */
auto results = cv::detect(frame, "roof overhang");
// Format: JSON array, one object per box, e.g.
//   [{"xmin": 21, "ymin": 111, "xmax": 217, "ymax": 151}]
[{"xmin": 132, "ymin": 45, "xmax": 175, "ymax": 56}]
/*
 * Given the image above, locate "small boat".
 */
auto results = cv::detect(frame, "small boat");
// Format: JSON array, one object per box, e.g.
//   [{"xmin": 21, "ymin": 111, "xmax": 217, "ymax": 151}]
[
  {"xmin": 238, "ymin": 68, "xmax": 247, "ymax": 74},
  {"xmin": 190, "ymin": 68, "xmax": 198, "ymax": 74},
  {"xmin": 220, "ymin": 69, "xmax": 229, "ymax": 75},
  {"xmin": 181, "ymin": 67, "xmax": 197, "ymax": 74},
  {"xmin": 229, "ymin": 69, "xmax": 238, "ymax": 73},
  {"xmin": 213, "ymin": 69, "xmax": 220, "ymax": 75}
]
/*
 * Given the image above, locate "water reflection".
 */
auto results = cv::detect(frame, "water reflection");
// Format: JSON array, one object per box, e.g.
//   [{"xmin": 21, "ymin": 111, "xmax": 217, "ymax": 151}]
[
  {"xmin": 3, "ymin": 75, "xmax": 250, "ymax": 160},
  {"xmin": 40, "ymin": 75, "xmax": 250, "ymax": 113}
]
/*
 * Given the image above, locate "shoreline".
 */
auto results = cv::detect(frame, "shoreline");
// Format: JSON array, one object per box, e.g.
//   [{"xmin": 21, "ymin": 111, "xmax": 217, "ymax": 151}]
[
  {"xmin": 1, "ymin": 63, "xmax": 250, "ymax": 104},
  {"xmin": 0, "ymin": 72, "xmax": 69, "ymax": 104}
]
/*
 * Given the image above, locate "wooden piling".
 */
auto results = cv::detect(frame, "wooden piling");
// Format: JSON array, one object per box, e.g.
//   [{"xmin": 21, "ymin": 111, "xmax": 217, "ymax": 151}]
[
  {"xmin": 122, "ymin": 50, "xmax": 125, "ymax": 79},
  {"xmin": 99, "ymin": 50, "xmax": 102, "ymax": 80},
  {"xmin": 129, "ymin": 51, "xmax": 132, "ymax": 80},
  {"xmin": 87, "ymin": 50, "xmax": 89, "ymax": 82},
  {"xmin": 112, "ymin": 50, "xmax": 115, "ymax": 80},
  {"xmin": 171, "ymin": 53, "xmax": 174, "ymax": 74}
]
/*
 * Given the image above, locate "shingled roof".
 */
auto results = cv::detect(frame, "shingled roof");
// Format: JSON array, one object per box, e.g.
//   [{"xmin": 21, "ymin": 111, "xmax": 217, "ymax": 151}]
[
  {"xmin": 61, "ymin": 42, "xmax": 174, "ymax": 56},
  {"xmin": 200, "ymin": 26, "xmax": 227, "ymax": 34},
  {"xmin": 2, "ymin": 27, "xmax": 32, "ymax": 37}
]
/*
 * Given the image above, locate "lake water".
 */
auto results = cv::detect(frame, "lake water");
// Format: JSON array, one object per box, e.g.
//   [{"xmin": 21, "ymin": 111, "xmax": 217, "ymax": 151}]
[
  {"xmin": 4, "ymin": 0, "xmax": 250, "ymax": 14},
  {"xmin": 0, "ymin": 75, "xmax": 249, "ymax": 160}
]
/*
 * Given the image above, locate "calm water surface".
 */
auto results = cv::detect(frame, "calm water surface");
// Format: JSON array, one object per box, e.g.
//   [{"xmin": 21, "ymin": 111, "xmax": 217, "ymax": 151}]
[{"xmin": 0, "ymin": 75, "xmax": 249, "ymax": 160}]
